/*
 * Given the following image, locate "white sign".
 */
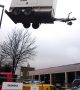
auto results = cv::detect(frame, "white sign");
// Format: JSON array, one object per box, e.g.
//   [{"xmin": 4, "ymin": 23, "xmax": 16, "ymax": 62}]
[
  {"xmin": 31, "ymin": 86, "xmax": 39, "ymax": 90},
  {"xmin": 2, "ymin": 82, "xmax": 23, "ymax": 90}
]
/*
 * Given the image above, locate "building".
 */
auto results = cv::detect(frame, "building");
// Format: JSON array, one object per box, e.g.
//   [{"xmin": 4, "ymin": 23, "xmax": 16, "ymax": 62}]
[
  {"xmin": 29, "ymin": 63, "xmax": 80, "ymax": 87},
  {"xmin": 20, "ymin": 64, "xmax": 35, "ymax": 79}
]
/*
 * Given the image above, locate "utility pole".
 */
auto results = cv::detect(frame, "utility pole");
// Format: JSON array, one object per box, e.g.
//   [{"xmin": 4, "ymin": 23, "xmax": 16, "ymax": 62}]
[{"xmin": 0, "ymin": 4, "xmax": 4, "ymax": 28}]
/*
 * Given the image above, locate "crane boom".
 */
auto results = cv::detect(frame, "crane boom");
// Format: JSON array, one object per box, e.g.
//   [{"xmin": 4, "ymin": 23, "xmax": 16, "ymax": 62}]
[{"xmin": 0, "ymin": 4, "xmax": 4, "ymax": 28}]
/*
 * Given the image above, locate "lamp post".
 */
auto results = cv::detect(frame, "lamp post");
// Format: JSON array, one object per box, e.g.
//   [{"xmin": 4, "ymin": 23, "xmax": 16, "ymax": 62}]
[{"xmin": 0, "ymin": 4, "xmax": 4, "ymax": 28}]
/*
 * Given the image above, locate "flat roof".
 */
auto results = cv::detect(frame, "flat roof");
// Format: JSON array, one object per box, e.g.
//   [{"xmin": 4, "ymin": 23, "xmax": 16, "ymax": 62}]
[{"xmin": 29, "ymin": 63, "xmax": 80, "ymax": 75}]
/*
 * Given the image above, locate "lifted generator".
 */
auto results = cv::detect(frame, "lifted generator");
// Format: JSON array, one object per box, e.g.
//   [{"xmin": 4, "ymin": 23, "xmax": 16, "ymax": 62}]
[{"xmin": 5, "ymin": 0, "xmax": 57, "ymax": 29}]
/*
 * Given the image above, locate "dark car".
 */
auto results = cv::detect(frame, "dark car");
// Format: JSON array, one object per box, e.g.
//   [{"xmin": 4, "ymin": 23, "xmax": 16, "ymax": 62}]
[{"xmin": 72, "ymin": 79, "xmax": 80, "ymax": 87}]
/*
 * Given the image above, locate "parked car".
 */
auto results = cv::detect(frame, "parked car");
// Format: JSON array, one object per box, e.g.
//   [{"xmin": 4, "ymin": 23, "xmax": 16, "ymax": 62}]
[
  {"xmin": 23, "ymin": 79, "xmax": 32, "ymax": 84},
  {"xmin": 72, "ymin": 79, "xmax": 80, "ymax": 87},
  {"xmin": 32, "ymin": 80, "xmax": 42, "ymax": 84},
  {"xmin": 23, "ymin": 80, "xmax": 42, "ymax": 84}
]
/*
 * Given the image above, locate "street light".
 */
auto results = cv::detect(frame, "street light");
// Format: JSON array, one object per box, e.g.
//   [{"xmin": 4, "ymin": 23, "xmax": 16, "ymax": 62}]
[{"xmin": 0, "ymin": 4, "xmax": 4, "ymax": 28}]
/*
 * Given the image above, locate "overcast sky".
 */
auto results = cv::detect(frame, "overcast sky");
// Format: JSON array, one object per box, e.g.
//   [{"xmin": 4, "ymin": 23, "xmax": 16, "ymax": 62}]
[{"xmin": 0, "ymin": 0, "xmax": 80, "ymax": 69}]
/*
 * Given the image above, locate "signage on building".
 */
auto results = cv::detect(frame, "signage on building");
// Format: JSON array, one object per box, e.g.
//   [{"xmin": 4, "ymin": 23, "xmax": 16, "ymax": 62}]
[{"xmin": 2, "ymin": 82, "xmax": 23, "ymax": 90}]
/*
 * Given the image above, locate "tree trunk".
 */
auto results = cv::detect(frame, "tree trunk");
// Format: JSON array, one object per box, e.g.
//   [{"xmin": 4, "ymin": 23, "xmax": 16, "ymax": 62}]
[{"xmin": 12, "ymin": 58, "xmax": 16, "ymax": 75}]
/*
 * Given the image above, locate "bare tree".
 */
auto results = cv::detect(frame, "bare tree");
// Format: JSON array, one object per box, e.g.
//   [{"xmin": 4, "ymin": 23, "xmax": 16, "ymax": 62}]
[{"xmin": 0, "ymin": 29, "xmax": 37, "ymax": 74}]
